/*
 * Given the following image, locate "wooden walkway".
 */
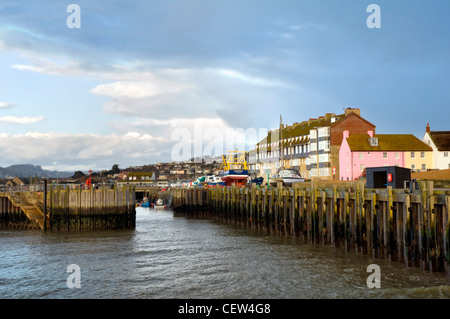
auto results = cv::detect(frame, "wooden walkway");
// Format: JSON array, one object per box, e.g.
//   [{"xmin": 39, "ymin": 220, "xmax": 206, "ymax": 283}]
[{"xmin": 2, "ymin": 186, "xmax": 46, "ymax": 229}]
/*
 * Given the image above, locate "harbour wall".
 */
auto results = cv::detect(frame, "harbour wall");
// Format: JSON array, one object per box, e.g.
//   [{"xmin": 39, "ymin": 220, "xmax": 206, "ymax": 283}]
[
  {"xmin": 0, "ymin": 185, "xmax": 136, "ymax": 231},
  {"xmin": 172, "ymin": 181, "xmax": 450, "ymax": 275}
]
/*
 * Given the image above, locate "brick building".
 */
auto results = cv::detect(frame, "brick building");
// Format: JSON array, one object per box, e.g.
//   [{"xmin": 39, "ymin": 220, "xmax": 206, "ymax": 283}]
[{"xmin": 251, "ymin": 107, "xmax": 376, "ymax": 180}]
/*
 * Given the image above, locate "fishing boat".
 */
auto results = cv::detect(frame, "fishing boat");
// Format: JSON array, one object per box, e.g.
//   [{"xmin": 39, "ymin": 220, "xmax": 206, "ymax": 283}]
[
  {"xmin": 269, "ymin": 169, "xmax": 305, "ymax": 187},
  {"xmin": 220, "ymin": 150, "xmax": 249, "ymax": 187}
]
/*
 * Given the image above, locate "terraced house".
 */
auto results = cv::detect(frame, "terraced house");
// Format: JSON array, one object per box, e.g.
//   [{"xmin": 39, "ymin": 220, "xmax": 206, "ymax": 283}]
[
  {"xmin": 422, "ymin": 123, "xmax": 450, "ymax": 170},
  {"xmin": 250, "ymin": 108, "xmax": 375, "ymax": 180},
  {"xmin": 339, "ymin": 130, "xmax": 433, "ymax": 181}
]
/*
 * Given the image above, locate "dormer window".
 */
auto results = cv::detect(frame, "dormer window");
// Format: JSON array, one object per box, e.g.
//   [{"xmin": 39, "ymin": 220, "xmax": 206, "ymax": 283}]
[{"xmin": 369, "ymin": 137, "xmax": 378, "ymax": 146}]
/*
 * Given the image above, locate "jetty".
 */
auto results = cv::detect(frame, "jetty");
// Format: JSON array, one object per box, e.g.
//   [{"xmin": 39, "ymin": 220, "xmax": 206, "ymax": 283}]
[
  {"xmin": 0, "ymin": 183, "xmax": 136, "ymax": 231},
  {"xmin": 172, "ymin": 181, "xmax": 450, "ymax": 275}
]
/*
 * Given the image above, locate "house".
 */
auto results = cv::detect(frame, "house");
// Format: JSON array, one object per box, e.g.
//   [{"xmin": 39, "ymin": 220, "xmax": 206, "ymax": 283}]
[
  {"xmin": 6, "ymin": 177, "xmax": 25, "ymax": 187},
  {"xmin": 252, "ymin": 107, "xmax": 375, "ymax": 180},
  {"xmin": 126, "ymin": 172, "xmax": 156, "ymax": 182},
  {"xmin": 339, "ymin": 130, "xmax": 433, "ymax": 181},
  {"xmin": 422, "ymin": 123, "xmax": 450, "ymax": 170}
]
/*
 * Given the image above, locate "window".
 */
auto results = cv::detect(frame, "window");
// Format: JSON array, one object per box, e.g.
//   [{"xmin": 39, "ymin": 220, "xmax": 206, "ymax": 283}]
[
  {"xmin": 422, "ymin": 164, "xmax": 426, "ymax": 171},
  {"xmin": 411, "ymin": 164, "xmax": 415, "ymax": 170},
  {"xmin": 411, "ymin": 152, "xmax": 415, "ymax": 159},
  {"xmin": 444, "ymin": 152, "xmax": 448, "ymax": 157},
  {"xmin": 395, "ymin": 152, "xmax": 399, "ymax": 159},
  {"xmin": 359, "ymin": 152, "xmax": 364, "ymax": 159},
  {"xmin": 420, "ymin": 152, "xmax": 425, "ymax": 159},
  {"xmin": 360, "ymin": 164, "xmax": 365, "ymax": 172},
  {"xmin": 383, "ymin": 152, "xmax": 388, "ymax": 159},
  {"xmin": 318, "ymin": 140, "xmax": 330, "ymax": 151}
]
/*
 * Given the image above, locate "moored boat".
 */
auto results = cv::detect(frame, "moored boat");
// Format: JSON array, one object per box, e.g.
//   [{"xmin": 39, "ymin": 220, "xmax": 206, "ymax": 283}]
[
  {"xmin": 269, "ymin": 169, "xmax": 305, "ymax": 187},
  {"xmin": 140, "ymin": 197, "xmax": 150, "ymax": 207},
  {"xmin": 220, "ymin": 150, "xmax": 249, "ymax": 187},
  {"xmin": 206, "ymin": 175, "xmax": 226, "ymax": 187},
  {"xmin": 154, "ymin": 198, "xmax": 167, "ymax": 209}
]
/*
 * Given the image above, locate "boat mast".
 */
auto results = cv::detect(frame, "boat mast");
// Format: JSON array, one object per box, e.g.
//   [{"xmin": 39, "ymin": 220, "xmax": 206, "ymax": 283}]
[{"xmin": 280, "ymin": 115, "xmax": 284, "ymax": 171}]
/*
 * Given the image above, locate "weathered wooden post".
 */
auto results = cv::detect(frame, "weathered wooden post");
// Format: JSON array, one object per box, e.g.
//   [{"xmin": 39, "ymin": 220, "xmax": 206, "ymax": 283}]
[{"xmin": 43, "ymin": 179, "xmax": 47, "ymax": 231}]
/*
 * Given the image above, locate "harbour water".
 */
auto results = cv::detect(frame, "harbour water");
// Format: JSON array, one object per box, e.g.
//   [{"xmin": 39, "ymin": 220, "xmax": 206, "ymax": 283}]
[{"xmin": 1, "ymin": 207, "xmax": 449, "ymax": 299}]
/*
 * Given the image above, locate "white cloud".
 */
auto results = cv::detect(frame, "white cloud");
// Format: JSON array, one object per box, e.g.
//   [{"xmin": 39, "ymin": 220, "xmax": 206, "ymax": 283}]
[
  {"xmin": 0, "ymin": 131, "xmax": 169, "ymax": 171},
  {"xmin": 216, "ymin": 68, "xmax": 289, "ymax": 87},
  {"xmin": 0, "ymin": 115, "xmax": 45, "ymax": 124},
  {"xmin": 91, "ymin": 79, "xmax": 191, "ymax": 99},
  {"xmin": 0, "ymin": 102, "xmax": 16, "ymax": 109}
]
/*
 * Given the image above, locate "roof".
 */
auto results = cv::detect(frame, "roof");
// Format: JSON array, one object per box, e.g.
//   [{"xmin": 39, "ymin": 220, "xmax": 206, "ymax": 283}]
[
  {"xmin": 255, "ymin": 112, "xmax": 345, "ymax": 150},
  {"xmin": 411, "ymin": 169, "xmax": 450, "ymax": 180},
  {"xmin": 428, "ymin": 131, "xmax": 450, "ymax": 151},
  {"xmin": 346, "ymin": 134, "xmax": 433, "ymax": 152}
]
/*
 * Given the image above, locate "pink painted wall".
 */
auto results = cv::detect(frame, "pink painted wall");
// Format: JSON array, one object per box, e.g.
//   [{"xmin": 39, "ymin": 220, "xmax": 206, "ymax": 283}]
[{"xmin": 339, "ymin": 131, "xmax": 405, "ymax": 181}]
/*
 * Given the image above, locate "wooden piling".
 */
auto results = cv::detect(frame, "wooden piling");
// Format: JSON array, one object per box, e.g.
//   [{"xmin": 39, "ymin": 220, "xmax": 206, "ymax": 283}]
[{"xmin": 172, "ymin": 183, "xmax": 450, "ymax": 275}]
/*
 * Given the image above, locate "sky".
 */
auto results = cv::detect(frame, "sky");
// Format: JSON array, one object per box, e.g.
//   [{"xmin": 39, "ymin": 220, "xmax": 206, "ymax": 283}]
[{"xmin": 0, "ymin": 0, "xmax": 448, "ymax": 172}]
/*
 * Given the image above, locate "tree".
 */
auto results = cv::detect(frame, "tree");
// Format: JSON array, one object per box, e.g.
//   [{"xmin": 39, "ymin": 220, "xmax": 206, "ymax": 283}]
[
  {"xmin": 72, "ymin": 171, "xmax": 85, "ymax": 179},
  {"xmin": 111, "ymin": 164, "xmax": 120, "ymax": 174}
]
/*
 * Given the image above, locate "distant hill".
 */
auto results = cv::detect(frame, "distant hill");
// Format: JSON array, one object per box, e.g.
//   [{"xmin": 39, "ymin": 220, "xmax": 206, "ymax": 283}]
[{"xmin": 0, "ymin": 164, "xmax": 73, "ymax": 179}]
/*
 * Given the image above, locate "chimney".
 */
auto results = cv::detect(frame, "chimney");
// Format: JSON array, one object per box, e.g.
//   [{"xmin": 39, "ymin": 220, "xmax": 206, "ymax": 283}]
[
  {"xmin": 344, "ymin": 107, "xmax": 361, "ymax": 117},
  {"xmin": 367, "ymin": 130, "xmax": 374, "ymax": 138},
  {"xmin": 343, "ymin": 130, "xmax": 350, "ymax": 139},
  {"xmin": 426, "ymin": 122, "xmax": 430, "ymax": 133}
]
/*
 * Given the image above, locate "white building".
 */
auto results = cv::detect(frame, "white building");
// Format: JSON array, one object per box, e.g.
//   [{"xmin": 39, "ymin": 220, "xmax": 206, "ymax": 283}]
[{"xmin": 422, "ymin": 123, "xmax": 450, "ymax": 170}]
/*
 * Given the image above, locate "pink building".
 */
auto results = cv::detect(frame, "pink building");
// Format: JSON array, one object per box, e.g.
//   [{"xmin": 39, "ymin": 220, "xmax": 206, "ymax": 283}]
[{"xmin": 339, "ymin": 130, "xmax": 431, "ymax": 181}]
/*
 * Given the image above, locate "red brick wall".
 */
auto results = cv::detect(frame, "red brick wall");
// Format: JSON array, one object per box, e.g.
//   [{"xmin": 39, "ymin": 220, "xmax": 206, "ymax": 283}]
[
  {"xmin": 330, "ymin": 113, "xmax": 376, "ymax": 180},
  {"xmin": 330, "ymin": 114, "xmax": 376, "ymax": 146}
]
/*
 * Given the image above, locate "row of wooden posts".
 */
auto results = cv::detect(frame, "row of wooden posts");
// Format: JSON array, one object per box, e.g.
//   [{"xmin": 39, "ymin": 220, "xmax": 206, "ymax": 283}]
[{"xmin": 171, "ymin": 181, "xmax": 450, "ymax": 275}]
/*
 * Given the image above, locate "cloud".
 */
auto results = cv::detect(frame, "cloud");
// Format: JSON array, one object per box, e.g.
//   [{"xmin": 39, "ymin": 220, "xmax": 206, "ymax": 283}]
[
  {"xmin": 0, "ymin": 131, "xmax": 170, "ymax": 171},
  {"xmin": 91, "ymin": 79, "xmax": 192, "ymax": 99},
  {"xmin": 216, "ymin": 68, "xmax": 289, "ymax": 87},
  {"xmin": 0, "ymin": 115, "xmax": 45, "ymax": 124},
  {"xmin": 0, "ymin": 102, "xmax": 16, "ymax": 109},
  {"xmin": 289, "ymin": 23, "xmax": 326, "ymax": 32}
]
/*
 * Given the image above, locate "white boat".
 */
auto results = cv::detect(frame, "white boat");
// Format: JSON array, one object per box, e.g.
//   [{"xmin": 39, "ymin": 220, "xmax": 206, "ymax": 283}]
[
  {"xmin": 269, "ymin": 169, "xmax": 305, "ymax": 187},
  {"xmin": 205, "ymin": 175, "xmax": 226, "ymax": 187},
  {"xmin": 154, "ymin": 198, "xmax": 167, "ymax": 209}
]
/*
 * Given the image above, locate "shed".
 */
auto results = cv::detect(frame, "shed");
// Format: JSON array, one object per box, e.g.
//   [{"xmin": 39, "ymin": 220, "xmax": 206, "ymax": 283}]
[{"xmin": 366, "ymin": 166, "xmax": 411, "ymax": 189}]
